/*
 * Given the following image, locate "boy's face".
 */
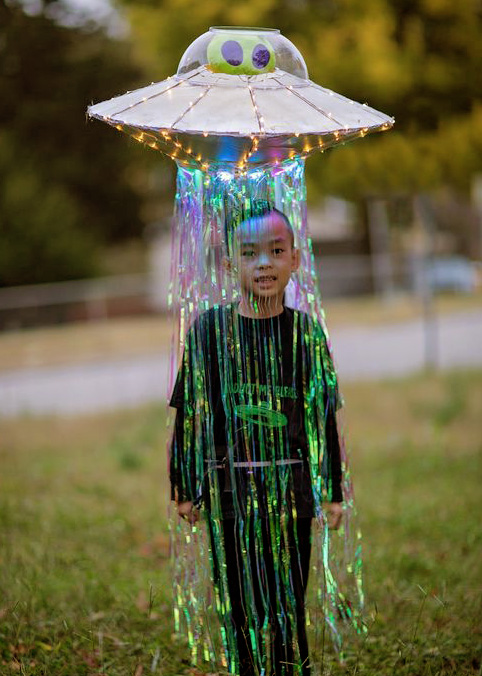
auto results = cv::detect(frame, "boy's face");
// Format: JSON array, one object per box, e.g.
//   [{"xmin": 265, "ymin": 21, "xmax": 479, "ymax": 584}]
[{"xmin": 233, "ymin": 212, "xmax": 300, "ymax": 305}]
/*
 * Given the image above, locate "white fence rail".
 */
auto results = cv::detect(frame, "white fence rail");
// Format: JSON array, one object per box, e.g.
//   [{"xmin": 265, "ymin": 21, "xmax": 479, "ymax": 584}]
[{"xmin": 0, "ymin": 274, "xmax": 150, "ymax": 311}]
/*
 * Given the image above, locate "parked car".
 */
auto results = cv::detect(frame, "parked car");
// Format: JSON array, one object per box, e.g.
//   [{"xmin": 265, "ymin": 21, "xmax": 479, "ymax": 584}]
[{"xmin": 425, "ymin": 256, "xmax": 478, "ymax": 293}]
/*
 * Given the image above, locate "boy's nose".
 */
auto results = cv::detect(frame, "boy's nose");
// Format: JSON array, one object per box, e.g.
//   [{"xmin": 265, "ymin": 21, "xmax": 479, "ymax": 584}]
[{"xmin": 257, "ymin": 252, "xmax": 271, "ymax": 267}]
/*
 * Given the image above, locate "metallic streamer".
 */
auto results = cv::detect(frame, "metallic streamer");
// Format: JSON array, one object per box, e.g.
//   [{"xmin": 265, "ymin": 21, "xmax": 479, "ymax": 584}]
[{"xmin": 169, "ymin": 159, "xmax": 366, "ymax": 675}]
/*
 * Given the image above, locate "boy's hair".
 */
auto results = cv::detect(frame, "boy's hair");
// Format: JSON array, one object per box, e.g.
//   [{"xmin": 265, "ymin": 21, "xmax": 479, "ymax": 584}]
[{"xmin": 224, "ymin": 199, "xmax": 294, "ymax": 255}]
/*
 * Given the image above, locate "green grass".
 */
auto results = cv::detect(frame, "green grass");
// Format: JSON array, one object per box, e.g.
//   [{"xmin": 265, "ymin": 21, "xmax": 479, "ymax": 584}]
[{"xmin": 1, "ymin": 370, "xmax": 481, "ymax": 675}]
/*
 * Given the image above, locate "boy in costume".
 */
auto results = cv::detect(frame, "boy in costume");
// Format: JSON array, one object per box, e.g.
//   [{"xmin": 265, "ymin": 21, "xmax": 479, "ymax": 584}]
[{"xmin": 170, "ymin": 204, "xmax": 344, "ymax": 676}]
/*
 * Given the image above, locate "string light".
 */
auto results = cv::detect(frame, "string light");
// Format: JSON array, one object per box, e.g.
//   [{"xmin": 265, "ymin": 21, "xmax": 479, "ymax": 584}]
[
  {"xmin": 171, "ymin": 87, "xmax": 211, "ymax": 129},
  {"xmin": 100, "ymin": 86, "xmax": 392, "ymax": 172},
  {"xmin": 114, "ymin": 120, "xmax": 357, "ymax": 167},
  {"xmin": 248, "ymin": 85, "xmax": 265, "ymax": 135}
]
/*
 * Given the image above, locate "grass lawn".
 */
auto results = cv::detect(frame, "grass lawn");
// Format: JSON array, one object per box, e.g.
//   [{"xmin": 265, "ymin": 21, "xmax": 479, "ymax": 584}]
[{"xmin": 0, "ymin": 370, "xmax": 481, "ymax": 675}]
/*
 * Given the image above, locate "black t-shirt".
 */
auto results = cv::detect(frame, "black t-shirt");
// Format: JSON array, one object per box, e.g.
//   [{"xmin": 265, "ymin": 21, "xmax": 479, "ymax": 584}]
[{"xmin": 170, "ymin": 304, "xmax": 342, "ymax": 518}]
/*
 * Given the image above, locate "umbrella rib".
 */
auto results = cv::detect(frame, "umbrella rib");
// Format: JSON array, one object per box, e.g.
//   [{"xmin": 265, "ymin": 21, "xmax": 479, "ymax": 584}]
[
  {"xmin": 111, "ymin": 71, "xmax": 204, "ymax": 117},
  {"xmin": 248, "ymin": 85, "xmax": 264, "ymax": 135},
  {"xmin": 170, "ymin": 86, "xmax": 213, "ymax": 130},
  {"xmin": 316, "ymin": 86, "xmax": 394, "ymax": 122},
  {"xmin": 271, "ymin": 77, "xmax": 346, "ymax": 127}
]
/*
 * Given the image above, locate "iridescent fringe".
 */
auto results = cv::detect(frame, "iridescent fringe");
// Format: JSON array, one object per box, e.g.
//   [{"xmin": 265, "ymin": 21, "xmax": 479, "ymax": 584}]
[{"xmin": 168, "ymin": 159, "xmax": 366, "ymax": 675}]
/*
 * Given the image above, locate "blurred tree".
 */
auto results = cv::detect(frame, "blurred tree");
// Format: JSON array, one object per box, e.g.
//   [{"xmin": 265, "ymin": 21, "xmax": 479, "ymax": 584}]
[
  {"xmin": 118, "ymin": 0, "xmax": 482, "ymax": 201},
  {"xmin": 4, "ymin": 0, "xmax": 479, "ymax": 287},
  {"xmin": 0, "ymin": 133, "xmax": 99, "ymax": 285},
  {"xmin": 0, "ymin": 0, "xmax": 171, "ymax": 286}
]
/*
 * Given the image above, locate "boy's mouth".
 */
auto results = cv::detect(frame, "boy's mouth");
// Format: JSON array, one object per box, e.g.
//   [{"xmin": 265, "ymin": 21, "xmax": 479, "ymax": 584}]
[{"xmin": 254, "ymin": 275, "xmax": 277, "ymax": 283}]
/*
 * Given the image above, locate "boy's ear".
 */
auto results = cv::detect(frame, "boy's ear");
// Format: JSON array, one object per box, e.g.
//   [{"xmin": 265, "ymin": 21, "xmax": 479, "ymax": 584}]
[
  {"xmin": 291, "ymin": 247, "xmax": 301, "ymax": 273},
  {"xmin": 223, "ymin": 256, "xmax": 234, "ymax": 275}
]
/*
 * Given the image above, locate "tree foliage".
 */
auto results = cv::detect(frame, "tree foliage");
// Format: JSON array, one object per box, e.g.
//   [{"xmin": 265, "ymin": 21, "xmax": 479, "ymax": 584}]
[
  {"xmin": 0, "ymin": 0, "xmax": 155, "ymax": 286},
  {"xmin": 1, "ymin": 0, "xmax": 481, "ymax": 286},
  {"xmin": 0, "ymin": 133, "xmax": 100, "ymax": 285},
  {"xmin": 121, "ymin": 0, "xmax": 482, "ymax": 200}
]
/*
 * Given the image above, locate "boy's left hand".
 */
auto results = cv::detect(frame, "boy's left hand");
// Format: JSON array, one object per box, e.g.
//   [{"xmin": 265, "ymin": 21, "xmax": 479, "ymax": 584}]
[{"xmin": 325, "ymin": 502, "xmax": 343, "ymax": 530}]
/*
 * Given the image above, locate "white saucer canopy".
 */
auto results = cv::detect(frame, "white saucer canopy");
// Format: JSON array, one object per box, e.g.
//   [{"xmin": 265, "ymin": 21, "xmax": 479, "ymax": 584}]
[{"xmin": 88, "ymin": 26, "xmax": 394, "ymax": 167}]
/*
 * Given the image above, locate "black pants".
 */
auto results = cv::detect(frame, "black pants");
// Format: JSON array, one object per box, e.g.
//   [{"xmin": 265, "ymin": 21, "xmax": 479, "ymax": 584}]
[{"xmin": 219, "ymin": 517, "xmax": 312, "ymax": 676}]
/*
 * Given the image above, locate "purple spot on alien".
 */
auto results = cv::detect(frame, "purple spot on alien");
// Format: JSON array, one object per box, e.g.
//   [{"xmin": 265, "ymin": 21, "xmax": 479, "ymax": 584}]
[
  {"xmin": 252, "ymin": 44, "xmax": 270, "ymax": 69},
  {"xmin": 221, "ymin": 40, "xmax": 243, "ymax": 66}
]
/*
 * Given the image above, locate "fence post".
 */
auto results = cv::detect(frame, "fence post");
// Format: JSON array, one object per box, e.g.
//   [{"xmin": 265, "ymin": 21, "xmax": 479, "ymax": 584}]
[
  {"xmin": 366, "ymin": 197, "xmax": 395, "ymax": 299},
  {"xmin": 413, "ymin": 194, "xmax": 438, "ymax": 371}
]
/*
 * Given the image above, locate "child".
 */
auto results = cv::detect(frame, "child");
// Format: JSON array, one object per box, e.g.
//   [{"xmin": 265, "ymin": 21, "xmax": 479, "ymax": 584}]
[{"xmin": 170, "ymin": 205, "xmax": 344, "ymax": 676}]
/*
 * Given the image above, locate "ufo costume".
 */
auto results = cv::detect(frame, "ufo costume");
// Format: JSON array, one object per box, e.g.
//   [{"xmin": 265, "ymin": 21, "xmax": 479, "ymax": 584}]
[
  {"xmin": 88, "ymin": 26, "xmax": 393, "ymax": 674},
  {"xmin": 170, "ymin": 301, "xmax": 343, "ymax": 675}
]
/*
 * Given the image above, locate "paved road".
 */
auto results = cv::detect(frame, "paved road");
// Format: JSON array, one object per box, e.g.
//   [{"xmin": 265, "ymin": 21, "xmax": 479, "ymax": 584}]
[{"xmin": 1, "ymin": 309, "xmax": 481, "ymax": 417}]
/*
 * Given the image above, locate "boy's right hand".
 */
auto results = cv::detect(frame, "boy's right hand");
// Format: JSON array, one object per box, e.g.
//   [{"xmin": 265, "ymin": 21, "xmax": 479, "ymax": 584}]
[
  {"xmin": 177, "ymin": 501, "xmax": 199, "ymax": 524},
  {"xmin": 325, "ymin": 502, "xmax": 343, "ymax": 530}
]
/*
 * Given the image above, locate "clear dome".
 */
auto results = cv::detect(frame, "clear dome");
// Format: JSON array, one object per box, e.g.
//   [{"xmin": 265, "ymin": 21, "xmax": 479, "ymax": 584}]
[{"xmin": 177, "ymin": 27, "xmax": 309, "ymax": 80}]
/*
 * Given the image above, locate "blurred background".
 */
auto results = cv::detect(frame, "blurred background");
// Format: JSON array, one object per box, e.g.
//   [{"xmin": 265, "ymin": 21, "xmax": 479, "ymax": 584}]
[
  {"xmin": 1, "ymin": 0, "xmax": 481, "ymax": 414},
  {"xmin": 0, "ymin": 2, "xmax": 481, "ymax": 674}
]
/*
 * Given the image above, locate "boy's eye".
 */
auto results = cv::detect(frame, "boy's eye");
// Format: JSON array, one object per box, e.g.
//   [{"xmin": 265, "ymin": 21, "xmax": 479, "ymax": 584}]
[
  {"xmin": 273, "ymin": 248, "xmax": 284, "ymax": 255},
  {"xmin": 241, "ymin": 250, "xmax": 255, "ymax": 257}
]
